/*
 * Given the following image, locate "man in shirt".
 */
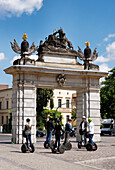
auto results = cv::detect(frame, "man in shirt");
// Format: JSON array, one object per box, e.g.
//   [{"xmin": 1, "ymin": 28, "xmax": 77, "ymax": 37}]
[
  {"xmin": 88, "ymin": 118, "xmax": 95, "ymax": 148},
  {"xmin": 79, "ymin": 116, "xmax": 87, "ymax": 145}
]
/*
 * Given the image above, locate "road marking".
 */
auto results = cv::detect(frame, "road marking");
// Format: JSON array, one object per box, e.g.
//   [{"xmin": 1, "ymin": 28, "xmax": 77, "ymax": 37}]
[
  {"xmin": 74, "ymin": 162, "xmax": 106, "ymax": 170},
  {"xmin": 74, "ymin": 156, "xmax": 115, "ymax": 170},
  {"xmin": 74, "ymin": 156, "xmax": 115, "ymax": 164}
]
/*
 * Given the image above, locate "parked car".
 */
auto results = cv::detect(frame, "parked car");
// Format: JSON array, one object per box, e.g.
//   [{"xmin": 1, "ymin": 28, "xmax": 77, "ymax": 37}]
[
  {"xmin": 36, "ymin": 130, "xmax": 46, "ymax": 137},
  {"xmin": 70, "ymin": 127, "xmax": 77, "ymax": 137},
  {"xmin": 100, "ymin": 119, "xmax": 115, "ymax": 136}
]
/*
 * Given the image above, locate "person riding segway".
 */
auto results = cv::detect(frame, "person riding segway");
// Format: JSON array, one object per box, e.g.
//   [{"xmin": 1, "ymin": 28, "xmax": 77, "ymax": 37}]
[
  {"xmin": 44, "ymin": 116, "xmax": 54, "ymax": 149},
  {"xmin": 86, "ymin": 118, "xmax": 97, "ymax": 151},
  {"xmin": 78, "ymin": 116, "xmax": 87, "ymax": 148},
  {"xmin": 51, "ymin": 119, "xmax": 65, "ymax": 154},
  {"xmin": 21, "ymin": 118, "xmax": 35, "ymax": 153},
  {"xmin": 63, "ymin": 119, "xmax": 72, "ymax": 150}
]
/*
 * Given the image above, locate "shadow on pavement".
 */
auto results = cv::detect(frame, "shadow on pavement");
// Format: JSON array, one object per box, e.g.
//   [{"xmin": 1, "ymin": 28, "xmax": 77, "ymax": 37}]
[{"xmin": 0, "ymin": 142, "xmax": 11, "ymax": 144}]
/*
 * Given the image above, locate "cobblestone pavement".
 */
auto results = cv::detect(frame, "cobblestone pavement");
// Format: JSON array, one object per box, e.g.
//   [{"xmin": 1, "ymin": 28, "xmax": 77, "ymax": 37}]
[{"xmin": 0, "ymin": 133, "xmax": 115, "ymax": 170}]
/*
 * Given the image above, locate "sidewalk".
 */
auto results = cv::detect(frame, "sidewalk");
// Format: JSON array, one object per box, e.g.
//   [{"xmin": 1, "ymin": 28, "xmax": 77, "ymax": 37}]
[{"xmin": 0, "ymin": 133, "xmax": 115, "ymax": 170}]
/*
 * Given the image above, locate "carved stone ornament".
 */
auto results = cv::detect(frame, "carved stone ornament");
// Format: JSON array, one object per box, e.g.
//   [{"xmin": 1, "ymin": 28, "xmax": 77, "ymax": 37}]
[
  {"xmin": 77, "ymin": 41, "xmax": 99, "ymax": 70},
  {"xmin": 37, "ymin": 28, "xmax": 78, "ymax": 60},
  {"xmin": 56, "ymin": 74, "xmax": 66, "ymax": 86},
  {"xmin": 10, "ymin": 33, "xmax": 38, "ymax": 65}
]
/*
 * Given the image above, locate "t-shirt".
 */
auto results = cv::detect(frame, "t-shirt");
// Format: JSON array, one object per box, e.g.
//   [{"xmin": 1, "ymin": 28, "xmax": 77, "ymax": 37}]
[
  {"xmin": 82, "ymin": 122, "xmax": 85, "ymax": 130},
  {"xmin": 88, "ymin": 122, "xmax": 94, "ymax": 134}
]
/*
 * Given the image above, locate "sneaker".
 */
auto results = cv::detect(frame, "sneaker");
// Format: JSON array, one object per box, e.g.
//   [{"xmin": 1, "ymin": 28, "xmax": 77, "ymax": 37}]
[{"xmin": 29, "ymin": 147, "xmax": 32, "ymax": 151}]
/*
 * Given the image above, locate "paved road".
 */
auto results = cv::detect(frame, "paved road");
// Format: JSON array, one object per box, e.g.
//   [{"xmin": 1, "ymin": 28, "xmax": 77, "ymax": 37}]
[{"xmin": 0, "ymin": 133, "xmax": 115, "ymax": 170}]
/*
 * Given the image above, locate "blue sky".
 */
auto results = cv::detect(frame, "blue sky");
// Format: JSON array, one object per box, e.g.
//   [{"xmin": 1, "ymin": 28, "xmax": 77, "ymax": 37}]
[{"xmin": 0, "ymin": 0, "xmax": 115, "ymax": 87}]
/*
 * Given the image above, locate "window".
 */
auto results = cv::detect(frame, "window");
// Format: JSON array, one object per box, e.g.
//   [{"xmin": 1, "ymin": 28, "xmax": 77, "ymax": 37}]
[
  {"xmin": 2, "ymin": 116, "xmax": 4, "ymax": 124},
  {"xmin": 67, "ymin": 92, "xmax": 69, "ymax": 95},
  {"xmin": 66, "ymin": 100, "xmax": 69, "ymax": 108},
  {"xmin": 6, "ymin": 116, "xmax": 8, "ymax": 124},
  {"xmin": 6, "ymin": 101, "xmax": 8, "ymax": 109},
  {"xmin": 58, "ymin": 99, "xmax": 61, "ymax": 108},
  {"xmin": 0, "ymin": 102, "xmax": 1, "ymax": 110}
]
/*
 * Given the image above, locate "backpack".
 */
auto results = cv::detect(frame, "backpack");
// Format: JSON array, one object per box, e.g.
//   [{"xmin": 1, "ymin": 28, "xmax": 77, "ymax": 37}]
[{"xmin": 22, "ymin": 130, "xmax": 26, "ymax": 138}]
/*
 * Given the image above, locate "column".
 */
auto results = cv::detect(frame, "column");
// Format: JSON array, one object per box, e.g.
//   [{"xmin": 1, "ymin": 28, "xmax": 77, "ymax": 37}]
[
  {"xmin": 12, "ymin": 78, "xmax": 36, "ymax": 144},
  {"xmin": 76, "ymin": 87, "xmax": 101, "ymax": 142}
]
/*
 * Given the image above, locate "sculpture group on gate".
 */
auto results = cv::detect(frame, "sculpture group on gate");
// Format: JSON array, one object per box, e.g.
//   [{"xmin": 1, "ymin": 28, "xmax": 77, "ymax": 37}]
[{"xmin": 10, "ymin": 28, "xmax": 99, "ymax": 70}]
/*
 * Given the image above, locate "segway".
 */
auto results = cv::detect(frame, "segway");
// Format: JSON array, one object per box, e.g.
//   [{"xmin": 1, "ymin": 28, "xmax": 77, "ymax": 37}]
[
  {"xmin": 86, "ymin": 142, "xmax": 97, "ymax": 151},
  {"xmin": 44, "ymin": 140, "xmax": 54, "ymax": 149},
  {"xmin": 78, "ymin": 129, "xmax": 87, "ymax": 149},
  {"xmin": 21, "ymin": 143, "xmax": 35, "ymax": 153},
  {"xmin": 63, "ymin": 139, "xmax": 72, "ymax": 150},
  {"xmin": 63, "ymin": 132, "xmax": 72, "ymax": 150},
  {"xmin": 51, "ymin": 144, "xmax": 65, "ymax": 154}
]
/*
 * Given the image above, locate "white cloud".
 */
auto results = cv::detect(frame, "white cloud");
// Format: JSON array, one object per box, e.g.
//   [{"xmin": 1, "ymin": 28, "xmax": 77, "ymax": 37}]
[
  {"xmin": 99, "ymin": 63, "xmax": 111, "ymax": 72},
  {"xmin": 104, "ymin": 33, "xmax": 115, "ymax": 42},
  {"xmin": 95, "ymin": 41, "xmax": 115, "ymax": 63},
  {"xmin": 99, "ymin": 63, "xmax": 111, "ymax": 84},
  {"xmin": 0, "ymin": 0, "xmax": 43, "ymax": 17},
  {"xmin": 0, "ymin": 52, "xmax": 5, "ymax": 61}
]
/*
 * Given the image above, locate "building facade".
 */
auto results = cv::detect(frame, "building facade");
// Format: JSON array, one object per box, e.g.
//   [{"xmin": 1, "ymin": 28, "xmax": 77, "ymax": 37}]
[
  {"xmin": 0, "ymin": 86, "xmax": 76, "ymax": 127},
  {"xmin": 0, "ymin": 86, "xmax": 12, "ymax": 126}
]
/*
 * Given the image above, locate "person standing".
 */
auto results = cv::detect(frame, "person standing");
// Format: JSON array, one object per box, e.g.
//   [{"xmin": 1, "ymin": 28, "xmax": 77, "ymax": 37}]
[
  {"xmin": 79, "ymin": 116, "xmax": 87, "ymax": 145},
  {"xmin": 46, "ymin": 116, "xmax": 54, "ymax": 145},
  {"xmin": 25, "ymin": 118, "xmax": 32, "ymax": 150},
  {"xmin": 88, "ymin": 118, "xmax": 95, "ymax": 148}
]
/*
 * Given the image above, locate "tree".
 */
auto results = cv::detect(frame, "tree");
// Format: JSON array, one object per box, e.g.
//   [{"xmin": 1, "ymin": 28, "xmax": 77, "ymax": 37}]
[
  {"xmin": 71, "ymin": 108, "xmax": 77, "ymax": 121},
  {"xmin": 100, "ymin": 67, "xmax": 115, "ymax": 119},
  {"xmin": 50, "ymin": 98, "xmax": 54, "ymax": 110},
  {"xmin": 36, "ymin": 88, "xmax": 54, "ymax": 129}
]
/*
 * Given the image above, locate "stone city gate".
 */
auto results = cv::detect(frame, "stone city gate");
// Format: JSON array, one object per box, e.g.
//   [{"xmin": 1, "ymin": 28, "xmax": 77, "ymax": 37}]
[{"xmin": 4, "ymin": 30, "xmax": 107, "ymax": 144}]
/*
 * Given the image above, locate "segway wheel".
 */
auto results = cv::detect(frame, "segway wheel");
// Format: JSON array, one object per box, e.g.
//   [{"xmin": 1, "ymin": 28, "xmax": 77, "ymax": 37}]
[
  {"xmin": 93, "ymin": 143, "xmax": 97, "ymax": 151},
  {"xmin": 21, "ymin": 144, "xmax": 27, "ymax": 153},
  {"xmin": 64, "ymin": 142, "xmax": 72, "ymax": 150},
  {"xmin": 44, "ymin": 141, "xmax": 49, "ymax": 149},
  {"xmin": 50, "ymin": 140, "xmax": 54, "ymax": 149},
  {"xmin": 59, "ymin": 145, "xmax": 65, "ymax": 154},
  {"xmin": 78, "ymin": 142, "xmax": 81, "ymax": 149},
  {"xmin": 51, "ymin": 145, "xmax": 57, "ymax": 153},
  {"xmin": 86, "ymin": 143, "xmax": 93, "ymax": 151},
  {"xmin": 30, "ymin": 144, "xmax": 35, "ymax": 153}
]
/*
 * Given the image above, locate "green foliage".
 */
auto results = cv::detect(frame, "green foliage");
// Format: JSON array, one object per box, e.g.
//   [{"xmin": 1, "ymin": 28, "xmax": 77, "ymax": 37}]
[
  {"xmin": 36, "ymin": 88, "xmax": 53, "ymax": 117},
  {"xmin": 100, "ymin": 67, "xmax": 115, "ymax": 119},
  {"xmin": 71, "ymin": 108, "xmax": 77, "ymax": 121},
  {"xmin": 50, "ymin": 98, "xmax": 54, "ymax": 110},
  {"xmin": 36, "ymin": 109, "xmax": 63, "ymax": 130}
]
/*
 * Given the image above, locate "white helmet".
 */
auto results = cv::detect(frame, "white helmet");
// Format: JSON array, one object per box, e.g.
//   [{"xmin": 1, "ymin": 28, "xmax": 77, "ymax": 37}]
[{"xmin": 82, "ymin": 116, "xmax": 86, "ymax": 119}]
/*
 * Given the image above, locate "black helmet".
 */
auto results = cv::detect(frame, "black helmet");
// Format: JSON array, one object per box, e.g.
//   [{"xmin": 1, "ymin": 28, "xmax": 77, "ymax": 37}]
[{"xmin": 57, "ymin": 119, "xmax": 60, "ymax": 123}]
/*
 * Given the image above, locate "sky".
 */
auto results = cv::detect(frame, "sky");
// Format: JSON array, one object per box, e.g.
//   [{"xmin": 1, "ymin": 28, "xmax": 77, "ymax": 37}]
[{"xmin": 0, "ymin": 0, "xmax": 115, "ymax": 87}]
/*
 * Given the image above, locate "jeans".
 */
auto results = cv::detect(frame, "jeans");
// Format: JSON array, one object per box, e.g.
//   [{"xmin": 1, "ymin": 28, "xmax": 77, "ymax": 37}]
[
  {"xmin": 64, "ymin": 132, "xmax": 69, "ymax": 144},
  {"xmin": 55, "ymin": 135, "xmax": 61, "ymax": 149},
  {"xmin": 46, "ymin": 130, "xmax": 52, "ymax": 144},
  {"xmin": 89, "ymin": 134, "xmax": 94, "ymax": 146},
  {"xmin": 26, "ymin": 134, "xmax": 32, "ymax": 148},
  {"xmin": 82, "ymin": 131, "xmax": 87, "ymax": 145}
]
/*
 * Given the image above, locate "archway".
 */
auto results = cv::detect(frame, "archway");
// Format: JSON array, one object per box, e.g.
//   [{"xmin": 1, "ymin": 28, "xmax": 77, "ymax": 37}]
[{"xmin": 4, "ymin": 29, "xmax": 107, "ymax": 143}]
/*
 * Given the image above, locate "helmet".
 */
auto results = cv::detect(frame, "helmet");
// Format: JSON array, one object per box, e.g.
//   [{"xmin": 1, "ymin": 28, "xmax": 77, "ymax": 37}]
[
  {"xmin": 82, "ymin": 116, "xmax": 86, "ymax": 119},
  {"xmin": 88, "ymin": 118, "xmax": 92, "ymax": 122},
  {"xmin": 57, "ymin": 119, "xmax": 60, "ymax": 123}
]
